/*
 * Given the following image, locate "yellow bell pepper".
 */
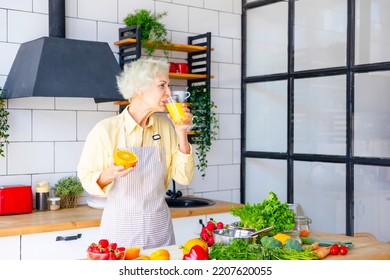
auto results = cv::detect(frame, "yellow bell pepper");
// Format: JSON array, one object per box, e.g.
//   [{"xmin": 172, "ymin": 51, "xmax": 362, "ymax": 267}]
[{"xmin": 273, "ymin": 233, "xmax": 291, "ymax": 245}]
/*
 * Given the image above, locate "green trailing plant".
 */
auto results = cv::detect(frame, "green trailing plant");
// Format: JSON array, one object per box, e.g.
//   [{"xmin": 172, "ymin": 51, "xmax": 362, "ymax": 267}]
[
  {"xmin": 189, "ymin": 84, "xmax": 218, "ymax": 178},
  {"xmin": 123, "ymin": 9, "xmax": 169, "ymax": 57},
  {"xmin": 0, "ymin": 87, "xmax": 10, "ymax": 158}
]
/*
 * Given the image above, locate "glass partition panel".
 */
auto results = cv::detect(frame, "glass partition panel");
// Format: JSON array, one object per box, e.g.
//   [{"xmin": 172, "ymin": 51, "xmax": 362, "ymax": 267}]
[
  {"xmin": 354, "ymin": 71, "xmax": 390, "ymax": 158},
  {"xmin": 294, "ymin": 161, "xmax": 346, "ymax": 234},
  {"xmin": 354, "ymin": 71, "xmax": 390, "ymax": 157},
  {"xmin": 295, "ymin": 0, "xmax": 347, "ymax": 71},
  {"xmin": 355, "ymin": 165, "xmax": 390, "ymax": 242},
  {"xmin": 246, "ymin": 2, "xmax": 288, "ymax": 76},
  {"xmin": 246, "ymin": 81, "xmax": 287, "ymax": 152},
  {"xmin": 355, "ymin": 0, "xmax": 390, "ymax": 64},
  {"xmin": 245, "ymin": 158, "xmax": 287, "ymax": 204},
  {"xmin": 294, "ymin": 75, "xmax": 346, "ymax": 155}
]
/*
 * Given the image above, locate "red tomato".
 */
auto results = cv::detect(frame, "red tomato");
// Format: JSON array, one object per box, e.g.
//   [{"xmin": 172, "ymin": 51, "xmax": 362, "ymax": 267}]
[
  {"xmin": 339, "ymin": 245, "xmax": 348, "ymax": 255},
  {"xmin": 330, "ymin": 243, "xmax": 340, "ymax": 255},
  {"xmin": 216, "ymin": 222, "xmax": 224, "ymax": 229}
]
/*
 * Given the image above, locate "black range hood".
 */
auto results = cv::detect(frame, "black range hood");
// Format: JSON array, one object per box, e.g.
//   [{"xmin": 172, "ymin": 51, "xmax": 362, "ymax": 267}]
[{"xmin": 3, "ymin": 0, "xmax": 123, "ymax": 103}]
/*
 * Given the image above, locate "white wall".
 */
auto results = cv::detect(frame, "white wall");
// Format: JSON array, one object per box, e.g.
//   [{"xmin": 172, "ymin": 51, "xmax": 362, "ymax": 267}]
[{"xmin": 0, "ymin": 0, "xmax": 242, "ymax": 206}]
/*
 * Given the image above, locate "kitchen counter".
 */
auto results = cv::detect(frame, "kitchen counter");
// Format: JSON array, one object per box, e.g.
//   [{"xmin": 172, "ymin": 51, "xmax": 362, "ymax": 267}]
[
  {"xmin": 0, "ymin": 197, "xmax": 241, "ymax": 237},
  {"xmin": 310, "ymin": 231, "xmax": 390, "ymax": 260}
]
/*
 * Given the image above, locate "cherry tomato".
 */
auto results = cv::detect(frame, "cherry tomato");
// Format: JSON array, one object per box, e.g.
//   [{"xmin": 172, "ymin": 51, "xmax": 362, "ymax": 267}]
[
  {"xmin": 330, "ymin": 243, "xmax": 340, "ymax": 255},
  {"xmin": 339, "ymin": 245, "xmax": 348, "ymax": 255}
]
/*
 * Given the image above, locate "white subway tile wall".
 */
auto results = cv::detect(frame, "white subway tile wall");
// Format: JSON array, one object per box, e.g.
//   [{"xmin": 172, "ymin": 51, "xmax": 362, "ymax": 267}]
[
  {"xmin": 65, "ymin": 17, "xmax": 97, "ymax": 41},
  {"xmin": 8, "ymin": 10, "xmax": 48, "ymax": 43},
  {"xmin": 0, "ymin": 0, "xmax": 242, "ymax": 205},
  {"xmin": 0, "ymin": 9, "xmax": 6, "ymax": 41}
]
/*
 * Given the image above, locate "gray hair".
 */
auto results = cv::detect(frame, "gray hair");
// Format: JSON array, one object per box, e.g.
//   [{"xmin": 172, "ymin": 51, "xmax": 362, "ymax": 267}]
[{"xmin": 116, "ymin": 58, "xmax": 169, "ymax": 100}]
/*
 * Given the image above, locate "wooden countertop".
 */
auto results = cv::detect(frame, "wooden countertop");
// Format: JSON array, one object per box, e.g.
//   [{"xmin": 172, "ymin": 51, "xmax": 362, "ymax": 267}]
[
  {"xmin": 0, "ymin": 197, "xmax": 241, "ymax": 237},
  {"xmin": 310, "ymin": 231, "xmax": 390, "ymax": 260}
]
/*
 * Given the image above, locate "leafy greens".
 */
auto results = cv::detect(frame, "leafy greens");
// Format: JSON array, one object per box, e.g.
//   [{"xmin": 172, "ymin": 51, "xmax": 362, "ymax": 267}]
[{"xmin": 230, "ymin": 191, "xmax": 295, "ymax": 235}]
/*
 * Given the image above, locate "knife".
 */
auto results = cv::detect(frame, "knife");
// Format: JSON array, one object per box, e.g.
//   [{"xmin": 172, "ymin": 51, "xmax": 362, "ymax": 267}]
[{"xmin": 301, "ymin": 237, "xmax": 354, "ymax": 248}]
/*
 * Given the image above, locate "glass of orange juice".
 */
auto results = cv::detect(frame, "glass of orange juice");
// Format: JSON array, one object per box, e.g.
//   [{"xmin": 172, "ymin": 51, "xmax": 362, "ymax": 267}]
[{"xmin": 166, "ymin": 95, "xmax": 188, "ymax": 125}]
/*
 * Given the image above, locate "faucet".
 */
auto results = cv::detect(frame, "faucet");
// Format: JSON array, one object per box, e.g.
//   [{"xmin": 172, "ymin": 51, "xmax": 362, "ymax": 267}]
[{"xmin": 166, "ymin": 180, "xmax": 182, "ymax": 199}]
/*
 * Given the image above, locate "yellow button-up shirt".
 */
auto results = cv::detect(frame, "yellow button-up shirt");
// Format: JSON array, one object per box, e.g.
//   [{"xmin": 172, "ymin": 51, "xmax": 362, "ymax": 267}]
[{"xmin": 77, "ymin": 106, "xmax": 195, "ymax": 196}]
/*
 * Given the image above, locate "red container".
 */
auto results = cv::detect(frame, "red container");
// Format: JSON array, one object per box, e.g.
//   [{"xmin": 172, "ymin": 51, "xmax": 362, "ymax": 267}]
[
  {"xmin": 0, "ymin": 185, "xmax": 33, "ymax": 215},
  {"xmin": 176, "ymin": 63, "xmax": 189, "ymax": 74},
  {"xmin": 169, "ymin": 62, "xmax": 176, "ymax": 73}
]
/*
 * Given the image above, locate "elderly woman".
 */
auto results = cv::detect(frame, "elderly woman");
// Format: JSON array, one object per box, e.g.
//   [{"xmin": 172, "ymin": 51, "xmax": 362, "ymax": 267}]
[{"xmin": 77, "ymin": 58, "xmax": 195, "ymax": 249}]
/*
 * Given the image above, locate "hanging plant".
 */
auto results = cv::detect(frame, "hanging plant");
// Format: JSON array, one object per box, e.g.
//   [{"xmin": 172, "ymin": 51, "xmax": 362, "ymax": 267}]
[
  {"xmin": 123, "ymin": 9, "xmax": 169, "ymax": 57},
  {"xmin": 188, "ymin": 84, "xmax": 218, "ymax": 178},
  {"xmin": 0, "ymin": 87, "xmax": 10, "ymax": 157}
]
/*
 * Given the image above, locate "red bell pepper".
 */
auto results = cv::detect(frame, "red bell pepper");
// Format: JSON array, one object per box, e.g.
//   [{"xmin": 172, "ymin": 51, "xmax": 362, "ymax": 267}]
[{"xmin": 182, "ymin": 245, "xmax": 209, "ymax": 260}]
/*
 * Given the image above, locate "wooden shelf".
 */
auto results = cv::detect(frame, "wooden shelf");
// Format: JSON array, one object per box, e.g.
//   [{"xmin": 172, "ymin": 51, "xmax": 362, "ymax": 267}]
[
  {"xmin": 168, "ymin": 72, "xmax": 214, "ymax": 80},
  {"xmin": 114, "ymin": 38, "xmax": 214, "ymax": 53},
  {"xmin": 114, "ymin": 100, "xmax": 129, "ymax": 105}
]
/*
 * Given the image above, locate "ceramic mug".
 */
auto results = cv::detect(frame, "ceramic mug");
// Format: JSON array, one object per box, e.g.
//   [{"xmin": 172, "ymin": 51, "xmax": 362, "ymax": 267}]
[{"xmin": 172, "ymin": 90, "xmax": 191, "ymax": 102}]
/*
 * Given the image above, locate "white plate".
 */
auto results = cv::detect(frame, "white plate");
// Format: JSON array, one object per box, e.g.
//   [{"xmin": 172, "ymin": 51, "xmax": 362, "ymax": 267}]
[{"xmin": 87, "ymin": 199, "xmax": 105, "ymax": 209}]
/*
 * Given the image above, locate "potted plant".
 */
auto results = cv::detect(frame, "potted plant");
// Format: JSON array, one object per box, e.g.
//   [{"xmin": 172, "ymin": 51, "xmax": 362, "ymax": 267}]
[
  {"xmin": 53, "ymin": 176, "xmax": 84, "ymax": 209},
  {"xmin": 123, "ymin": 9, "xmax": 169, "ymax": 57},
  {"xmin": 188, "ymin": 84, "xmax": 218, "ymax": 178},
  {"xmin": 0, "ymin": 87, "xmax": 9, "ymax": 158}
]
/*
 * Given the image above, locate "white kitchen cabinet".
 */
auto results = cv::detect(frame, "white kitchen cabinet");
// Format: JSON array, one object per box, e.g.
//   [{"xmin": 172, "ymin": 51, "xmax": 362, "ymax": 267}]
[
  {"xmin": 21, "ymin": 227, "xmax": 100, "ymax": 260},
  {"xmin": 0, "ymin": 235, "xmax": 20, "ymax": 260},
  {"xmin": 172, "ymin": 212, "xmax": 237, "ymax": 246},
  {"xmin": 172, "ymin": 215, "xmax": 206, "ymax": 246}
]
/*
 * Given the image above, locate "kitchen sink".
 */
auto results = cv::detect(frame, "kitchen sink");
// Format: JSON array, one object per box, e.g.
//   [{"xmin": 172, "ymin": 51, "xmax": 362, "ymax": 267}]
[{"xmin": 165, "ymin": 197, "xmax": 215, "ymax": 208}]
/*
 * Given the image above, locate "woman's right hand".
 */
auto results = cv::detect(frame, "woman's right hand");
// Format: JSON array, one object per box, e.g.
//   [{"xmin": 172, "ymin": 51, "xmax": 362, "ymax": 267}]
[
  {"xmin": 97, "ymin": 162, "xmax": 135, "ymax": 188},
  {"xmin": 110, "ymin": 162, "xmax": 135, "ymax": 177}
]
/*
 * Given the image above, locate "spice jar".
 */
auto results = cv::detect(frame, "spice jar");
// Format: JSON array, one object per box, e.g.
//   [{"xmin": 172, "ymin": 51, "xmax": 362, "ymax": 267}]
[
  {"xmin": 35, "ymin": 181, "xmax": 50, "ymax": 211},
  {"xmin": 294, "ymin": 216, "xmax": 312, "ymax": 237},
  {"xmin": 48, "ymin": 197, "xmax": 61, "ymax": 211}
]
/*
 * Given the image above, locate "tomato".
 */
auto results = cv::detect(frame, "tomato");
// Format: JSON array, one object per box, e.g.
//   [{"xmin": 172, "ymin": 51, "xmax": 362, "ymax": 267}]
[
  {"xmin": 330, "ymin": 243, "xmax": 340, "ymax": 255},
  {"xmin": 339, "ymin": 245, "xmax": 348, "ymax": 255},
  {"xmin": 216, "ymin": 222, "xmax": 224, "ymax": 229}
]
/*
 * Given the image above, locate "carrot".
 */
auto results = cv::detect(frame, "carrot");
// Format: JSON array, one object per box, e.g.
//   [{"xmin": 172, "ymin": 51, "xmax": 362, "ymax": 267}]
[
  {"xmin": 314, "ymin": 246, "xmax": 331, "ymax": 259},
  {"xmin": 303, "ymin": 242, "xmax": 320, "ymax": 251}
]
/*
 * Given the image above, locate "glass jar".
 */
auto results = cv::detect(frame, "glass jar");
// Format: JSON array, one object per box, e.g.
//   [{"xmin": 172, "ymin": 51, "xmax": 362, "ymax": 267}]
[
  {"xmin": 35, "ymin": 181, "xmax": 50, "ymax": 211},
  {"xmin": 48, "ymin": 197, "xmax": 61, "ymax": 211},
  {"xmin": 284, "ymin": 230, "xmax": 302, "ymax": 244},
  {"xmin": 295, "ymin": 216, "xmax": 312, "ymax": 237}
]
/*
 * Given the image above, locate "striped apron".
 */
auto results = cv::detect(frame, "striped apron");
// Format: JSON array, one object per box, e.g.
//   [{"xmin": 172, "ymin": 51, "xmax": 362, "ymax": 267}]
[{"xmin": 99, "ymin": 124, "xmax": 175, "ymax": 249}]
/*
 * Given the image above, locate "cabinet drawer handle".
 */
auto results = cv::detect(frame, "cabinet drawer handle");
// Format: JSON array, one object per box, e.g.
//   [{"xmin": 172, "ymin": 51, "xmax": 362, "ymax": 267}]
[{"xmin": 56, "ymin": 233, "xmax": 82, "ymax": 241}]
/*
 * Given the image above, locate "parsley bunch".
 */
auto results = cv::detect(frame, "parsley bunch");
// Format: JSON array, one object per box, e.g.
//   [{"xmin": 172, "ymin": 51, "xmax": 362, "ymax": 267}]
[
  {"xmin": 230, "ymin": 191, "xmax": 295, "ymax": 235},
  {"xmin": 209, "ymin": 239, "xmax": 319, "ymax": 260}
]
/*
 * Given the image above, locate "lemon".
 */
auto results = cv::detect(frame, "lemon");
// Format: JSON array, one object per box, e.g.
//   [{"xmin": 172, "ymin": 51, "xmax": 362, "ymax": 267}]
[{"xmin": 150, "ymin": 249, "xmax": 170, "ymax": 260}]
